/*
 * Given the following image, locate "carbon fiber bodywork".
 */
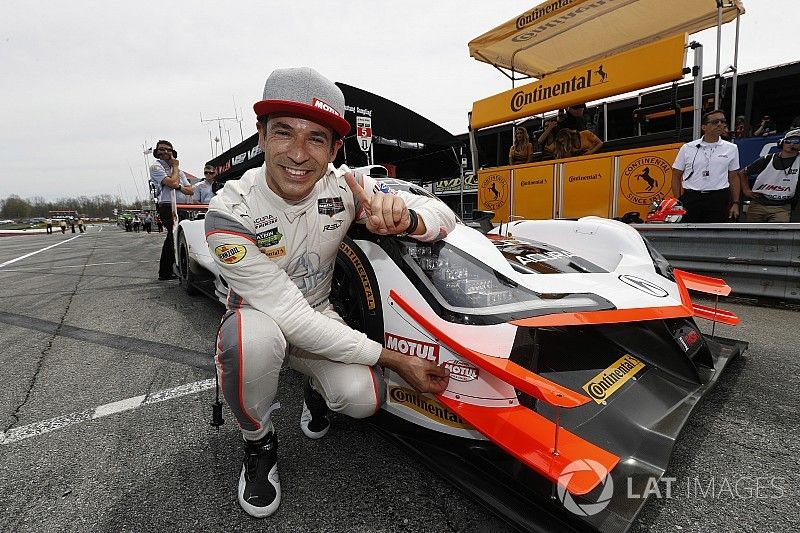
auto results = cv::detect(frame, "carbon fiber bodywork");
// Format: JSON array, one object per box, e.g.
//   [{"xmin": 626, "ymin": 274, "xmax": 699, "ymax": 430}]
[{"xmin": 369, "ymin": 334, "xmax": 747, "ymax": 533}]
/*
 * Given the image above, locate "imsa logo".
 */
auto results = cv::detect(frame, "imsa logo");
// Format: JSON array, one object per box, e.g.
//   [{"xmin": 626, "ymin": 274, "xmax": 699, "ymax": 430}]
[{"xmin": 582, "ymin": 355, "xmax": 645, "ymax": 404}]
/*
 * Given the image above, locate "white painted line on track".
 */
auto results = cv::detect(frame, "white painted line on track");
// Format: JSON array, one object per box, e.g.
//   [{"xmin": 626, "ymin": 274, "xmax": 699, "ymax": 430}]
[
  {"xmin": 0, "ymin": 235, "xmax": 82, "ymax": 269},
  {"xmin": 0, "ymin": 378, "xmax": 215, "ymax": 445},
  {"xmin": 46, "ymin": 260, "xmax": 153, "ymax": 269}
]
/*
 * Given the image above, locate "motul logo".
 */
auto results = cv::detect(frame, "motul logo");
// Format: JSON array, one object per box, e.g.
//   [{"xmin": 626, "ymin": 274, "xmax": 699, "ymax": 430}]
[
  {"xmin": 312, "ymin": 98, "xmax": 341, "ymax": 117},
  {"xmin": 385, "ymin": 333, "xmax": 439, "ymax": 363},
  {"xmin": 444, "ymin": 360, "xmax": 479, "ymax": 382}
]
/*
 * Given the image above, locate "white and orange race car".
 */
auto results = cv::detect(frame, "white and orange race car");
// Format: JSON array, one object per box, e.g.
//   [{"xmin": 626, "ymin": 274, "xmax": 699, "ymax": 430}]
[{"xmin": 177, "ymin": 175, "xmax": 746, "ymax": 533}]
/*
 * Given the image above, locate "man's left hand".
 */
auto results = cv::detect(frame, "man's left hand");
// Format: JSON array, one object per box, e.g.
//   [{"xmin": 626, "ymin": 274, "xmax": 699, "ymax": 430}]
[
  {"xmin": 345, "ymin": 171, "xmax": 410, "ymax": 235},
  {"xmin": 729, "ymin": 203, "xmax": 740, "ymax": 220}
]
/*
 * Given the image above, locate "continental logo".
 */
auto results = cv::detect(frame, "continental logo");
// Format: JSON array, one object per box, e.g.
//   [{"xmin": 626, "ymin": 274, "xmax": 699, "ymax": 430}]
[
  {"xmin": 582, "ymin": 355, "xmax": 644, "ymax": 404},
  {"xmin": 214, "ymin": 244, "xmax": 246, "ymax": 264},
  {"xmin": 620, "ymin": 156, "xmax": 671, "ymax": 205},
  {"xmin": 514, "ymin": 0, "xmax": 603, "ymax": 37},
  {"xmin": 510, "ymin": 66, "xmax": 607, "ymax": 113},
  {"xmin": 263, "ymin": 246, "xmax": 286, "ymax": 259},
  {"xmin": 339, "ymin": 241, "xmax": 376, "ymax": 310},
  {"xmin": 520, "ymin": 178, "xmax": 546, "ymax": 187},
  {"xmin": 480, "ymin": 174, "xmax": 507, "ymax": 210},
  {"xmin": 567, "ymin": 173, "xmax": 601, "ymax": 183},
  {"xmin": 389, "ymin": 386, "xmax": 472, "ymax": 429},
  {"xmin": 385, "ymin": 333, "xmax": 439, "ymax": 363}
]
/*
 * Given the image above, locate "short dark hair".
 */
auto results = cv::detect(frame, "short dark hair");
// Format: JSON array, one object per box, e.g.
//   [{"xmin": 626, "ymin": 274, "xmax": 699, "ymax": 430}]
[
  {"xmin": 155, "ymin": 139, "xmax": 173, "ymax": 149},
  {"xmin": 702, "ymin": 109, "xmax": 726, "ymax": 124}
]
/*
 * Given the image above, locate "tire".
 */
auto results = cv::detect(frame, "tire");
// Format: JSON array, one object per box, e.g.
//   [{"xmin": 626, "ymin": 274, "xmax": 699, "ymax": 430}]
[
  {"xmin": 178, "ymin": 231, "xmax": 201, "ymax": 296},
  {"xmin": 330, "ymin": 237, "xmax": 383, "ymax": 344}
]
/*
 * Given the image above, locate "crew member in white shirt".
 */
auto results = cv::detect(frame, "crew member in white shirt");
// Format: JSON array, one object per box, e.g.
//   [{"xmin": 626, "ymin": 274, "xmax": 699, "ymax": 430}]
[{"xmin": 671, "ymin": 109, "xmax": 741, "ymax": 222}]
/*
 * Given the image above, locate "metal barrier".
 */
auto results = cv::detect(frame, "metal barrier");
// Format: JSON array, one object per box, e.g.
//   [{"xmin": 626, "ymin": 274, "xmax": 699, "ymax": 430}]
[{"xmin": 634, "ymin": 223, "xmax": 800, "ymax": 303}]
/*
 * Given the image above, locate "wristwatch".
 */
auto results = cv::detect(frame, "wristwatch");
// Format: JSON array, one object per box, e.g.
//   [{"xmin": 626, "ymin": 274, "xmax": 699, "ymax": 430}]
[{"xmin": 397, "ymin": 209, "xmax": 419, "ymax": 237}]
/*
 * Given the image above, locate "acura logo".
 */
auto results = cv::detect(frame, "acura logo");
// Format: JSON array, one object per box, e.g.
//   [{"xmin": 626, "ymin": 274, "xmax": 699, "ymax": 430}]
[{"xmin": 618, "ymin": 275, "xmax": 668, "ymax": 297}]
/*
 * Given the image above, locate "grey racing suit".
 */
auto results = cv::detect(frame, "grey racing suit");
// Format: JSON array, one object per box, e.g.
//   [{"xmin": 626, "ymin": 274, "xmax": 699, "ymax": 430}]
[{"xmin": 205, "ymin": 163, "xmax": 456, "ymax": 440}]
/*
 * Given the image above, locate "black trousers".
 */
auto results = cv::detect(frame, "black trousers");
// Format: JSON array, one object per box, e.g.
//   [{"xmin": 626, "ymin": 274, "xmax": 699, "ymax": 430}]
[
  {"xmin": 680, "ymin": 188, "xmax": 731, "ymax": 223},
  {"xmin": 157, "ymin": 203, "xmax": 176, "ymax": 278}
]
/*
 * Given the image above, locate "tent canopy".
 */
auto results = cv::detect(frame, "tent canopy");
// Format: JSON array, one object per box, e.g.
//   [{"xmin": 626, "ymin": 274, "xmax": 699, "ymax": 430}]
[{"xmin": 468, "ymin": 0, "xmax": 744, "ymax": 78}]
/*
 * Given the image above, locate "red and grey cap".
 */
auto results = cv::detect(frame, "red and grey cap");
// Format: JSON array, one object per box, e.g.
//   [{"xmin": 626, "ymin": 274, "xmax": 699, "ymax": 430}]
[{"xmin": 253, "ymin": 67, "xmax": 350, "ymax": 137}]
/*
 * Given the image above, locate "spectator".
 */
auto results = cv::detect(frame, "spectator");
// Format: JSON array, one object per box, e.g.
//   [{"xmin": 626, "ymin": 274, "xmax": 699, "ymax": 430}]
[
  {"xmin": 45, "ymin": 217, "xmax": 52, "ymax": 234},
  {"xmin": 143, "ymin": 212, "xmax": 153, "ymax": 233},
  {"xmin": 78, "ymin": 217, "xmax": 85, "ymax": 233},
  {"xmin": 733, "ymin": 116, "xmax": 751, "ymax": 139},
  {"xmin": 537, "ymin": 117, "xmax": 559, "ymax": 157},
  {"xmin": 156, "ymin": 215, "xmax": 163, "ymax": 233},
  {"xmin": 193, "ymin": 164, "xmax": 217, "ymax": 203},
  {"xmin": 149, "ymin": 140, "xmax": 194, "ymax": 280},
  {"xmin": 753, "ymin": 115, "xmax": 777, "ymax": 137},
  {"xmin": 59, "ymin": 219, "xmax": 66, "ymax": 234},
  {"xmin": 69, "ymin": 218, "xmax": 76, "ymax": 233},
  {"xmin": 552, "ymin": 128, "xmax": 603, "ymax": 159},
  {"xmin": 508, "ymin": 127, "xmax": 534, "ymax": 165},
  {"xmin": 671, "ymin": 109, "xmax": 740, "ymax": 222},
  {"xmin": 739, "ymin": 128, "xmax": 800, "ymax": 222},
  {"xmin": 560, "ymin": 103, "xmax": 587, "ymax": 131},
  {"xmin": 133, "ymin": 216, "xmax": 141, "ymax": 233},
  {"xmin": 206, "ymin": 66, "xmax": 454, "ymax": 520}
]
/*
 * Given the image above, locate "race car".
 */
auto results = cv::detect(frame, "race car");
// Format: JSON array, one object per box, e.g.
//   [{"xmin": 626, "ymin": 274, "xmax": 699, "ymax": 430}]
[{"xmin": 175, "ymin": 174, "xmax": 746, "ymax": 533}]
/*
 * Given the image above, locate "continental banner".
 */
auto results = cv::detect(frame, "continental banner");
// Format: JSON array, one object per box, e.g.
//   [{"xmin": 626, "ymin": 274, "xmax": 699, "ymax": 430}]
[
  {"xmin": 471, "ymin": 33, "xmax": 686, "ymax": 129},
  {"xmin": 477, "ymin": 169, "xmax": 511, "ymax": 222},
  {"xmin": 513, "ymin": 165, "xmax": 555, "ymax": 220},
  {"xmin": 560, "ymin": 157, "xmax": 613, "ymax": 218},
  {"xmin": 617, "ymin": 146, "xmax": 681, "ymax": 214},
  {"xmin": 434, "ymin": 174, "xmax": 479, "ymax": 195}
]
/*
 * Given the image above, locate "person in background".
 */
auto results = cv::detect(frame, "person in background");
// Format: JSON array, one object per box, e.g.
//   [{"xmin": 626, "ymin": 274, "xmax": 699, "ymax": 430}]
[
  {"xmin": 45, "ymin": 217, "xmax": 53, "ymax": 234},
  {"xmin": 149, "ymin": 140, "xmax": 194, "ymax": 280},
  {"xmin": 156, "ymin": 214, "xmax": 163, "ymax": 232},
  {"xmin": 754, "ymin": 115, "xmax": 777, "ymax": 137},
  {"xmin": 133, "ymin": 215, "xmax": 140, "ymax": 233},
  {"xmin": 508, "ymin": 127, "xmax": 534, "ymax": 165},
  {"xmin": 59, "ymin": 219, "xmax": 66, "ymax": 234},
  {"xmin": 560, "ymin": 103, "xmax": 587, "ymax": 131},
  {"xmin": 537, "ymin": 116, "xmax": 559, "ymax": 157},
  {"xmin": 143, "ymin": 212, "xmax": 153, "ymax": 233},
  {"xmin": 739, "ymin": 128, "xmax": 800, "ymax": 222},
  {"xmin": 78, "ymin": 217, "xmax": 85, "ymax": 233},
  {"xmin": 733, "ymin": 116, "xmax": 751, "ymax": 139},
  {"xmin": 69, "ymin": 218, "xmax": 76, "ymax": 233},
  {"xmin": 205, "ymin": 66, "xmax": 454, "ymax": 520},
  {"xmin": 552, "ymin": 128, "xmax": 603, "ymax": 159},
  {"xmin": 193, "ymin": 164, "xmax": 217, "ymax": 204},
  {"xmin": 671, "ymin": 109, "xmax": 740, "ymax": 222}
]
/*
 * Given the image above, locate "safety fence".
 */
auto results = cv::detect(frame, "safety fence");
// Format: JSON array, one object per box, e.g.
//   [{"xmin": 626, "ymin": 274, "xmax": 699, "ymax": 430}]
[{"xmin": 634, "ymin": 223, "xmax": 800, "ymax": 303}]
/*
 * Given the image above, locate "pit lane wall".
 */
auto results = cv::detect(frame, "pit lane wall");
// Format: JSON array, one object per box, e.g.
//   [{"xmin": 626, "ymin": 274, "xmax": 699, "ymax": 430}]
[
  {"xmin": 635, "ymin": 223, "xmax": 800, "ymax": 304},
  {"xmin": 477, "ymin": 143, "xmax": 682, "ymax": 222}
]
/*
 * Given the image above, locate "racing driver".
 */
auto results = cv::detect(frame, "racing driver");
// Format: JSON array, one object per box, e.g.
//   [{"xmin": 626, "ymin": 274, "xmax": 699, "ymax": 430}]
[{"xmin": 204, "ymin": 67, "xmax": 455, "ymax": 518}]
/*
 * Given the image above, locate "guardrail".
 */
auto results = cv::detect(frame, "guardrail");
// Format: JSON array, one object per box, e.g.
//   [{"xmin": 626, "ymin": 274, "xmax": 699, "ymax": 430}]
[{"xmin": 633, "ymin": 223, "xmax": 800, "ymax": 303}]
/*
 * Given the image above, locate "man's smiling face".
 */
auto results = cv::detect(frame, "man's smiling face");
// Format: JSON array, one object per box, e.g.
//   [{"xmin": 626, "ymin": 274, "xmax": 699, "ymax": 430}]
[{"xmin": 258, "ymin": 115, "xmax": 342, "ymax": 202}]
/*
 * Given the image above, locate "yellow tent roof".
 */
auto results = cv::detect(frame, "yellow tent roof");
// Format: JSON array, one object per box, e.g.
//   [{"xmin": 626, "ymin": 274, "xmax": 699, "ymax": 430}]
[{"xmin": 468, "ymin": 0, "xmax": 744, "ymax": 78}]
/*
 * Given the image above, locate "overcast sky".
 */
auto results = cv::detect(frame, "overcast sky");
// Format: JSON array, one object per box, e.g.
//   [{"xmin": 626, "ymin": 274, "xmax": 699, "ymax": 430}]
[{"xmin": 0, "ymin": 1, "xmax": 794, "ymax": 202}]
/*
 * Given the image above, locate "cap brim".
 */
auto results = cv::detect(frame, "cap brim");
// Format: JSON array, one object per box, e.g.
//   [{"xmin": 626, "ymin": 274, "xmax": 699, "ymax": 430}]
[{"xmin": 253, "ymin": 100, "xmax": 351, "ymax": 137}]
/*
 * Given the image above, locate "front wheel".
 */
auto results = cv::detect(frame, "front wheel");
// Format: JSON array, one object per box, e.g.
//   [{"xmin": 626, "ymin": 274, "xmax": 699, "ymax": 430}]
[
  {"xmin": 330, "ymin": 237, "xmax": 383, "ymax": 344},
  {"xmin": 178, "ymin": 232, "xmax": 200, "ymax": 296}
]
